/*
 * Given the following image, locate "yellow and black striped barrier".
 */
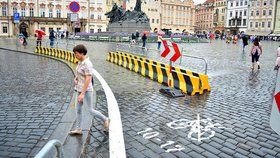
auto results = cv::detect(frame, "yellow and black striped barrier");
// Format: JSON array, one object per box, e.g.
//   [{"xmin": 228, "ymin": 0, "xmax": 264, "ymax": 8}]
[
  {"xmin": 107, "ymin": 51, "xmax": 206, "ymax": 95},
  {"xmin": 114, "ymin": 51, "xmax": 211, "ymax": 93},
  {"xmin": 35, "ymin": 46, "xmax": 78, "ymax": 64}
]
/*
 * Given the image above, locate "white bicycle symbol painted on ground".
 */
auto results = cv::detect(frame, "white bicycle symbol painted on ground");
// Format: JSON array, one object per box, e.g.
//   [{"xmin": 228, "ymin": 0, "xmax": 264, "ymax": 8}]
[{"xmin": 166, "ymin": 114, "xmax": 232, "ymax": 142}]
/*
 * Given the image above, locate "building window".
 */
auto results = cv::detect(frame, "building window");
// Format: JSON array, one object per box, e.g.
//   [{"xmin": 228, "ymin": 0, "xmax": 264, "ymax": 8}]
[
  {"xmin": 255, "ymin": 22, "xmax": 258, "ymax": 28},
  {"xmin": 222, "ymin": 16, "xmax": 224, "ymax": 21},
  {"xmin": 30, "ymin": 8, "xmax": 34, "ymax": 17},
  {"xmin": 251, "ymin": 1, "xmax": 254, "ymax": 6},
  {"xmin": 240, "ymin": 11, "xmax": 242, "ymax": 17},
  {"xmin": 152, "ymin": 19, "xmax": 154, "ymax": 23},
  {"xmin": 3, "ymin": 26, "xmax": 7, "ymax": 33},
  {"xmin": 263, "ymin": 10, "xmax": 266, "ymax": 16},
  {"xmin": 257, "ymin": 1, "xmax": 260, "ymax": 6},
  {"xmin": 230, "ymin": 2, "xmax": 233, "ymax": 7},
  {"xmin": 90, "ymin": 29, "xmax": 94, "ymax": 33},
  {"xmin": 237, "ymin": 20, "xmax": 241, "ymax": 26},
  {"xmin": 49, "ymin": 9, "xmax": 53, "ymax": 18},
  {"xmin": 245, "ymin": 1, "xmax": 247, "ymax": 5},
  {"xmin": 57, "ymin": 10, "xmax": 61, "ymax": 18},
  {"xmin": 40, "ymin": 9, "xmax": 45, "ymax": 17},
  {"xmin": 157, "ymin": 19, "xmax": 159, "ymax": 23},
  {"xmin": 269, "ymin": 10, "xmax": 272, "ymax": 15},
  {"xmin": 256, "ymin": 10, "xmax": 259, "ymax": 16},
  {"xmin": 244, "ymin": 10, "xmax": 247, "ymax": 16},
  {"xmin": 230, "ymin": 11, "xmax": 232, "ymax": 17},
  {"xmin": 250, "ymin": 22, "xmax": 253, "ymax": 28},
  {"xmin": 262, "ymin": 22, "xmax": 265, "ymax": 28},
  {"xmin": 236, "ymin": 1, "xmax": 239, "ymax": 6},
  {"xmin": 2, "ymin": 6, "xmax": 7, "ymax": 16},
  {"xmin": 13, "ymin": 7, "xmax": 17, "ymax": 14},
  {"xmin": 90, "ymin": 14, "xmax": 94, "ymax": 19},
  {"xmin": 21, "ymin": 8, "xmax": 26, "ymax": 17},
  {"xmin": 243, "ymin": 19, "xmax": 246, "ymax": 26},
  {"xmin": 98, "ymin": 15, "xmax": 101, "ymax": 20},
  {"xmin": 270, "ymin": 0, "xmax": 273, "ymax": 5},
  {"xmin": 251, "ymin": 11, "xmax": 254, "ymax": 16},
  {"xmin": 240, "ymin": 0, "xmax": 243, "ymax": 6},
  {"xmin": 268, "ymin": 21, "xmax": 271, "ymax": 28},
  {"xmin": 98, "ymin": 28, "xmax": 101, "ymax": 32}
]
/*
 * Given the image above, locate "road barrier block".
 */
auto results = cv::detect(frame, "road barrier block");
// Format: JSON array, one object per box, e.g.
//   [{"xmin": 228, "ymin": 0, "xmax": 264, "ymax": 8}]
[
  {"xmin": 35, "ymin": 46, "xmax": 78, "ymax": 64},
  {"xmin": 107, "ymin": 51, "xmax": 203, "ymax": 95}
]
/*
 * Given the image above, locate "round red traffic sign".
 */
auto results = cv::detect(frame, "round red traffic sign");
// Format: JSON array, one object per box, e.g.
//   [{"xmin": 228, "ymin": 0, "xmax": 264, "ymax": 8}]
[{"xmin": 69, "ymin": 1, "xmax": 80, "ymax": 13}]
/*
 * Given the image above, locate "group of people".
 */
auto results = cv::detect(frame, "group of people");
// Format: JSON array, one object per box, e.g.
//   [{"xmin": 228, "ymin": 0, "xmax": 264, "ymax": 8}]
[{"xmin": 130, "ymin": 31, "xmax": 148, "ymax": 48}]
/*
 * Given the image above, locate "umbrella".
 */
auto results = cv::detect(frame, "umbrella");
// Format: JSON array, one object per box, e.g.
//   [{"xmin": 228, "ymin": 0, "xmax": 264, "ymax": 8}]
[
  {"xmin": 35, "ymin": 29, "xmax": 46, "ymax": 36},
  {"xmin": 142, "ymin": 30, "xmax": 151, "ymax": 36},
  {"xmin": 157, "ymin": 30, "xmax": 165, "ymax": 36}
]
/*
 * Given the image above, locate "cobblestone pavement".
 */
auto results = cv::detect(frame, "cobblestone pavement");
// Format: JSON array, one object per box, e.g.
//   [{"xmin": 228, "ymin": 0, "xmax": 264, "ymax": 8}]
[
  {"xmin": 0, "ymin": 49, "xmax": 73, "ymax": 157},
  {"xmin": 80, "ymin": 40, "xmax": 280, "ymax": 157},
  {"xmin": 1, "ymin": 38, "xmax": 280, "ymax": 157}
]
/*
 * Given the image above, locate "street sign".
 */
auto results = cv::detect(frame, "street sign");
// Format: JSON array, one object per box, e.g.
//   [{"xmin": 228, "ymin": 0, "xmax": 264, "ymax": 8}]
[
  {"xmin": 69, "ymin": 1, "xmax": 80, "ymax": 13},
  {"xmin": 70, "ymin": 13, "xmax": 78, "ymax": 22},
  {"xmin": 13, "ymin": 13, "xmax": 20, "ymax": 23},
  {"xmin": 274, "ymin": 91, "xmax": 280, "ymax": 112},
  {"xmin": 161, "ymin": 40, "xmax": 181, "ymax": 62}
]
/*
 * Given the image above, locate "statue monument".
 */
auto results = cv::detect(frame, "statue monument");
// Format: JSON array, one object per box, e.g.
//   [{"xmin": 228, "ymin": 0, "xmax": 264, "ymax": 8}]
[{"xmin": 105, "ymin": 0, "xmax": 151, "ymax": 33}]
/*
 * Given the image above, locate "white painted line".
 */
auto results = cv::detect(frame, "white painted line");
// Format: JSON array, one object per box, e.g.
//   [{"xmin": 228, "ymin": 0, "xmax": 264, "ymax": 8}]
[{"xmin": 92, "ymin": 68, "xmax": 126, "ymax": 158}]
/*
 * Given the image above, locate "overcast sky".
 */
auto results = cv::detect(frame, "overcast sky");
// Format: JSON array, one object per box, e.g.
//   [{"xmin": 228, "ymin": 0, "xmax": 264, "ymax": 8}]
[{"xmin": 193, "ymin": 0, "xmax": 206, "ymax": 5}]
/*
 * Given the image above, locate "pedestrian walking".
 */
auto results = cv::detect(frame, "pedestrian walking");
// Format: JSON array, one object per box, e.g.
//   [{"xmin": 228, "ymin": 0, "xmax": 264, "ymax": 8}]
[
  {"xmin": 142, "ymin": 33, "xmax": 147, "ymax": 48},
  {"xmin": 131, "ymin": 33, "xmax": 136, "ymax": 44},
  {"xmin": 21, "ymin": 30, "xmax": 28, "ymax": 47},
  {"xmin": 66, "ymin": 30, "xmax": 69, "ymax": 39},
  {"xmin": 49, "ymin": 30, "xmax": 55, "ymax": 48},
  {"xmin": 135, "ymin": 30, "xmax": 140, "ymax": 42},
  {"xmin": 242, "ymin": 35, "xmax": 248, "ymax": 51},
  {"xmin": 69, "ymin": 44, "xmax": 110, "ymax": 135},
  {"xmin": 157, "ymin": 34, "xmax": 163, "ymax": 50},
  {"xmin": 36, "ymin": 34, "xmax": 43, "ymax": 47},
  {"xmin": 274, "ymin": 46, "xmax": 280, "ymax": 70},
  {"xmin": 250, "ymin": 38, "xmax": 263, "ymax": 71}
]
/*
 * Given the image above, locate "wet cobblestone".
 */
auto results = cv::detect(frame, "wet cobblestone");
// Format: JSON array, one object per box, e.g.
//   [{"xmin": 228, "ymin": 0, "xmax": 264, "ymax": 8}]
[
  {"xmin": 0, "ymin": 50, "xmax": 73, "ymax": 157},
  {"xmin": 1, "ymin": 39, "xmax": 280, "ymax": 157}
]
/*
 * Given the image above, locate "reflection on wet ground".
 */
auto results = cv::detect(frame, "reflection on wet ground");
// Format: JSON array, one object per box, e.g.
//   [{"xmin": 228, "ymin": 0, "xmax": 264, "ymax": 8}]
[{"xmin": 1, "ymin": 38, "xmax": 280, "ymax": 157}]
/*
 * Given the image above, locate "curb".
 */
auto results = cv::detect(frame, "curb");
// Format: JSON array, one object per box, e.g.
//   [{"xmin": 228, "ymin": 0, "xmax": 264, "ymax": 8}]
[{"xmin": 0, "ymin": 47, "xmax": 93, "ymax": 157}]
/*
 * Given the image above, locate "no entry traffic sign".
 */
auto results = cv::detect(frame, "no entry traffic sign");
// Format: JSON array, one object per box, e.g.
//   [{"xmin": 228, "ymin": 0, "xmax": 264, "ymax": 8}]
[{"xmin": 69, "ymin": 1, "xmax": 80, "ymax": 13}]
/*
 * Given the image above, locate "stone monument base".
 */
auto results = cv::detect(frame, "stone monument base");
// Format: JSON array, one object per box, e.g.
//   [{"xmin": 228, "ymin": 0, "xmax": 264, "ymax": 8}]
[{"xmin": 108, "ymin": 20, "xmax": 150, "ymax": 33}]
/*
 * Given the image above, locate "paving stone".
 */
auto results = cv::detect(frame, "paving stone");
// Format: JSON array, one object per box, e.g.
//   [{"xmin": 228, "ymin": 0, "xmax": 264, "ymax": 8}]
[
  {"xmin": 260, "ymin": 147, "xmax": 278, "ymax": 156},
  {"xmin": 246, "ymin": 141, "xmax": 261, "ymax": 149},
  {"xmin": 250, "ymin": 148, "xmax": 266, "ymax": 157},
  {"xmin": 223, "ymin": 142, "xmax": 237, "ymax": 150},
  {"xmin": 130, "ymin": 141, "xmax": 146, "ymax": 152},
  {"xmin": 201, "ymin": 151, "xmax": 219, "ymax": 158},
  {"xmin": 220, "ymin": 147, "xmax": 236, "ymax": 156},
  {"xmin": 218, "ymin": 152, "xmax": 232, "ymax": 158},
  {"xmin": 188, "ymin": 151, "xmax": 206, "ymax": 158},
  {"xmin": 127, "ymin": 148, "xmax": 146, "ymax": 158},
  {"xmin": 259, "ymin": 141, "xmax": 274, "ymax": 149},
  {"xmin": 200, "ymin": 143, "xmax": 221, "ymax": 155},
  {"xmin": 188, "ymin": 144, "xmax": 205, "ymax": 154},
  {"xmin": 233, "ymin": 152, "xmax": 248, "ymax": 158},
  {"xmin": 235, "ymin": 147, "xmax": 250, "ymax": 156},
  {"xmin": 142, "ymin": 149, "xmax": 158, "ymax": 158}
]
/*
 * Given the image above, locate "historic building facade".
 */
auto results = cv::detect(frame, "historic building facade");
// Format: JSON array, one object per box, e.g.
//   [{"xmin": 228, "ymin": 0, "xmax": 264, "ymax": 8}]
[
  {"xmin": 274, "ymin": 0, "xmax": 280, "ymax": 34},
  {"xmin": 247, "ymin": 0, "xmax": 276, "ymax": 35},
  {"xmin": 0, "ymin": 0, "xmax": 109, "ymax": 36},
  {"xmin": 225, "ymin": 0, "xmax": 249, "ymax": 35},
  {"xmin": 161, "ymin": 0, "xmax": 195, "ymax": 33},
  {"xmin": 195, "ymin": 0, "xmax": 215, "ymax": 34},
  {"xmin": 213, "ymin": 0, "xmax": 227, "ymax": 34}
]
